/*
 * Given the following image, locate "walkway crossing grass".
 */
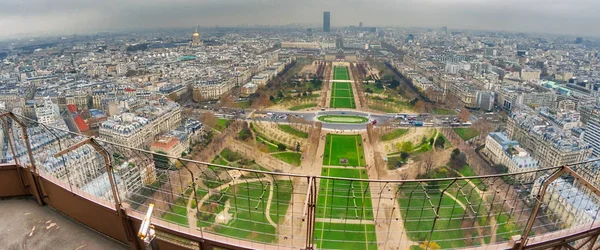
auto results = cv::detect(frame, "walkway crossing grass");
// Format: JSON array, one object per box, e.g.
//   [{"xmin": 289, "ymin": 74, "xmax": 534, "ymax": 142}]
[
  {"xmin": 314, "ymin": 132, "xmax": 377, "ymax": 249},
  {"xmin": 317, "ymin": 168, "xmax": 373, "ymax": 220},
  {"xmin": 330, "ymin": 68, "xmax": 356, "ymax": 108},
  {"xmin": 330, "ymin": 82, "xmax": 356, "ymax": 108},
  {"xmin": 203, "ymin": 180, "xmax": 293, "ymax": 243}
]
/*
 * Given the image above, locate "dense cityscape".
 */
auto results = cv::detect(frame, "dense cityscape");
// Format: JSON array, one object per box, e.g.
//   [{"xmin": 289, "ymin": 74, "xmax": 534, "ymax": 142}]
[{"xmin": 1, "ymin": 9, "xmax": 600, "ymax": 250}]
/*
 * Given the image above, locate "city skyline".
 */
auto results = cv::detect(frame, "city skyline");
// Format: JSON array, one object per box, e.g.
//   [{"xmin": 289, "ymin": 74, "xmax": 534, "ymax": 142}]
[{"xmin": 2, "ymin": 0, "xmax": 600, "ymax": 39}]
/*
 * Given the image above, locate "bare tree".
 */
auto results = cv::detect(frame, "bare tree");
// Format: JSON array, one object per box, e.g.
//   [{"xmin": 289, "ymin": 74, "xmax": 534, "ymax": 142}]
[
  {"xmin": 200, "ymin": 112, "xmax": 217, "ymax": 128},
  {"xmin": 472, "ymin": 120, "xmax": 494, "ymax": 144},
  {"xmin": 422, "ymin": 151, "xmax": 435, "ymax": 174},
  {"xmin": 399, "ymin": 172, "xmax": 408, "ymax": 180},
  {"xmin": 444, "ymin": 92, "xmax": 462, "ymax": 109},
  {"xmin": 459, "ymin": 108, "xmax": 471, "ymax": 123},
  {"xmin": 413, "ymin": 99, "xmax": 426, "ymax": 113}
]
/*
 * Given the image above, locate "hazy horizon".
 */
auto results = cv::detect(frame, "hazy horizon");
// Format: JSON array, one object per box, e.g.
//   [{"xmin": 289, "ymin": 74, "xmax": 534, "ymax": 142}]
[{"xmin": 1, "ymin": 0, "xmax": 599, "ymax": 39}]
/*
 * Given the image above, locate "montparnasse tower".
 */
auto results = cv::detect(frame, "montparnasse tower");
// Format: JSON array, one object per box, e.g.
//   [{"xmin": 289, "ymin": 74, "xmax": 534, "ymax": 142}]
[{"xmin": 191, "ymin": 27, "xmax": 202, "ymax": 47}]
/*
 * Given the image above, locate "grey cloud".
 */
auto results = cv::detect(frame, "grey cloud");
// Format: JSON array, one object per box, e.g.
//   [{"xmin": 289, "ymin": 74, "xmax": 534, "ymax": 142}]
[{"xmin": 1, "ymin": 0, "xmax": 599, "ymax": 38}]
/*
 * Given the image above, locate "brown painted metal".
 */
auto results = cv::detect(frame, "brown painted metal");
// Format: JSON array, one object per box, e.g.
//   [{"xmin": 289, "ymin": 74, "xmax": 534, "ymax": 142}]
[
  {"xmin": 2, "ymin": 117, "xmax": 25, "ymax": 188},
  {"xmin": 54, "ymin": 137, "xmax": 141, "ymax": 250},
  {"xmin": 4, "ymin": 109, "xmax": 600, "ymax": 250},
  {"xmin": 563, "ymin": 166, "xmax": 600, "ymax": 197},
  {"xmin": 0, "ymin": 112, "xmax": 46, "ymax": 205},
  {"xmin": 518, "ymin": 167, "xmax": 567, "ymax": 249},
  {"xmin": 519, "ymin": 224, "xmax": 600, "ymax": 250},
  {"xmin": 0, "ymin": 164, "xmax": 30, "ymax": 197}
]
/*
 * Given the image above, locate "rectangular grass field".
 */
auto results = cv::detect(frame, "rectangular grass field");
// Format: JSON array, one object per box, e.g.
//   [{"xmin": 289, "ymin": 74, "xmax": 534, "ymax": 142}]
[
  {"xmin": 453, "ymin": 127, "xmax": 480, "ymax": 141},
  {"xmin": 315, "ymin": 222, "xmax": 377, "ymax": 250},
  {"xmin": 334, "ymin": 66, "xmax": 350, "ymax": 80},
  {"xmin": 317, "ymin": 168, "xmax": 374, "ymax": 220},
  {"xmin": 330, "ymin": 82, "xmax": 356, "ymax": 108},
  {"xmin": 322, "ymin": 134, "xmax": 366, "ymax": 166}
]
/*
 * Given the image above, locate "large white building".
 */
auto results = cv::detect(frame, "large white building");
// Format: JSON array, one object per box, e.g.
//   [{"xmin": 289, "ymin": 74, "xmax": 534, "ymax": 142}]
[
  {"xmin": 484, "ymin": 132, "xmax": 540, "ymax": 181},
  {"xmin": 35, "ymin": 97, "xmax": 61, "ymax": 125}
]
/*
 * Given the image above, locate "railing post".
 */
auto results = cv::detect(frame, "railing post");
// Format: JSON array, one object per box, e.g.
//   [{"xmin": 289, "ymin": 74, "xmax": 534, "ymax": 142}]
[
  {"xmin": 305, "ymin": 176, "xmax": 317, "ymax": 250},
  {"xmin": 2, "ymin": 117, "xmax": 26, "ymax": 189},
  {"xmin": 55, "ymin": 138, "xmax": 141, "ymax": 250},
  {"xmin": 0, "ymin": 112, "xmax": 46, "ymax": 205},
  {"xmin": 517, "ymin": 167, "xmax": 567, "ymax": 249}
]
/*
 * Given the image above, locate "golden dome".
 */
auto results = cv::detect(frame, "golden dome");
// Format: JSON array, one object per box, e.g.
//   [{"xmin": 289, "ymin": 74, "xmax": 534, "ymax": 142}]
[{"xmin": 192, "ymin": 28, "xmax": 200, "ymax": 37}]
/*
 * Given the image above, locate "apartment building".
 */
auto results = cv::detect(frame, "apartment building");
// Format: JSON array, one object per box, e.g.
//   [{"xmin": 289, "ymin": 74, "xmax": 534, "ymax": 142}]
[
  {"xmin": 507, "ymin": 109, "xmax": 592, "ymax": 168},
  {"xmin": 99, "ymin": 98, "xmax": 181, "ymax": 149}
]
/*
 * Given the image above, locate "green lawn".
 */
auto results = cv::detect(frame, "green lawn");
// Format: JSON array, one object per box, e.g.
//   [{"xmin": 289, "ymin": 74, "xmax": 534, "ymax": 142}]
[
  {"xmin": 363, "ymin": 84, "xmax": 385, "ymax": 94},
  {"xmin": 432, "ymin": 107, "xmax": 457, "ymax": 115},
  {"xmin": 317, "ymin": 168, "xmax": 373, "ymax": 220},
  {"xmin": 323, "ymin": 134, "xmax": 366, "ymax": 166},
  {"xmin": 315, "ymin": 222, "xmax": 377, "ymax": 250},
  {"xmin": 334, "ymin": 88, "xmax": 353, "ymax": 97},
  {"xmin": 161, "ymin": 197, "xmax": 189, "ymax": 226},
  {"xmin": 211, "ymin": 155, "xmax": 229, "ymax": 166},
  {"xmin": 256, "ymin": 136, "xmax": 281, "ymax": 152},
  {"xmin": 318, "ymin": 115, "xmax": 368, "ymax": 124},
  {"xmin": 215, "ymin": 118, "xmax": 230, "ymax": 131},
  {"xmin": 457, "ymin": 165, "xmax": 477, "ymax": 177},
  {"xmin": 330, "ymin": 97, "xmax": 356, "ymax": 109},
  {"xmin": 333, "ymin": 82, "xmax": 351, "ymax": 89},
  {"xmin": 278, "ymin": 124, "xmax": 309, "ymax": 138},
  {"xmin": 334, "ymin": 66, "xmax": 350, "ymax": 81},
  {"xmin": 331, "ymin": 82, "xmax": 356, "ymax": 109},
  {"xmin": 381, "ymin": 129, "xmax": 409, "ymax": 141},
  {"xmin": 453, "ymin": 128, "xmax": 480, "ymax": 141},
  {"xmin": 221, "ymin": 148, "xmax": 244, "ymax": 162},
  {"xmin": 496, "ymin": 214, "xmax": 523, "ymax": 241},
  {"xmin": 233, "ymin": 101, "xmax": 251, "ymax": 109},
  {"xmin": 272, "ymin": 152, "xmax": 302, "ymax": 166},
  {"xmin": 398, "ymin": 186, "xmax": 470, "ymax": 249},
  {"xmin": 206, "ymin": 180, "xmax": 293, "ymax": 243},
  {"xmin": 288, "ymin": 103, "xmax": 317, "ymax": 111}
]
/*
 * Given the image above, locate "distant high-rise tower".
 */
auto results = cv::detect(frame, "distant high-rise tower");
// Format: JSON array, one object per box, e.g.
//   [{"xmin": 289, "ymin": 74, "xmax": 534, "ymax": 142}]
[
  {"xmin": 442, "ymin": 26, "xmax": 449, "ymax": 36},
  {"xmin": 191, "ymin": 28, "xmax": 202, "ymax": 47},
  {"xmin": 323, "ymin": 12, "xmax": 331, "ymax": 32},
  {"xmin": 359, "ymin": 21, "xmax": 363, "ymax": 28}
]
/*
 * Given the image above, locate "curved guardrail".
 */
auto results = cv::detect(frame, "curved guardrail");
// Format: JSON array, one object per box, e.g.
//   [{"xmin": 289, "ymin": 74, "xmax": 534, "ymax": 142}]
[{"xmin": 0, "ymin": 111, "xmax": 599, "ymax": 250}]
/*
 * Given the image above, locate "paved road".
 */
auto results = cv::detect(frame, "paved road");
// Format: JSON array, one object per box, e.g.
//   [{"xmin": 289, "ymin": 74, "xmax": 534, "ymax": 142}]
[{"xmin": 185, "ymin": 107, "xmax": 466, "ymax": 131}]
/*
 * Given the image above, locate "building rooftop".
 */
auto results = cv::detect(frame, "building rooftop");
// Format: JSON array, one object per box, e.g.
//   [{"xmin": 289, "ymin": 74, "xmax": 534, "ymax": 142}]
[
  {"xmin": 511, "ymin": 108, "xmax": 590, "ymax": 152},
  {"xmin": 546, "ymin": 177, "xmax": 600, "ymax": 221}
]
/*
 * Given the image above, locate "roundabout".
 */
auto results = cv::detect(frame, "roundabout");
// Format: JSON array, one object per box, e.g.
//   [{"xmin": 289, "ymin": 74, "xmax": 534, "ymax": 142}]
[{"xmin": 317, "ymin": 115, "xmax": 369, "ymax": 124}]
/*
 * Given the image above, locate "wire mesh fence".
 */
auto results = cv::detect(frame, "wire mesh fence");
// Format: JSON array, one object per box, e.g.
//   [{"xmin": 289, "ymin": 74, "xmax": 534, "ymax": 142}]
[{"xmin": 1, "ymin": 111, "xmax": 599, "ymax": 249}]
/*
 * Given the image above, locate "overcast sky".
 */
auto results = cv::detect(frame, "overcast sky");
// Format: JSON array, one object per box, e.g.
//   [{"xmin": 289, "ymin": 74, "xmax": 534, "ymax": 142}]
[{"xmin": 1, "ymin": 0, "xmax": 598, "ymax": 38}]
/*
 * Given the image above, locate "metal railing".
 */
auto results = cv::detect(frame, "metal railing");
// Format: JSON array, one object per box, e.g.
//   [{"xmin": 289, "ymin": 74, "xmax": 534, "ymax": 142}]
[{"xmin": 1, "ymin": 111, "xmax": 599, "ymax": 250}]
